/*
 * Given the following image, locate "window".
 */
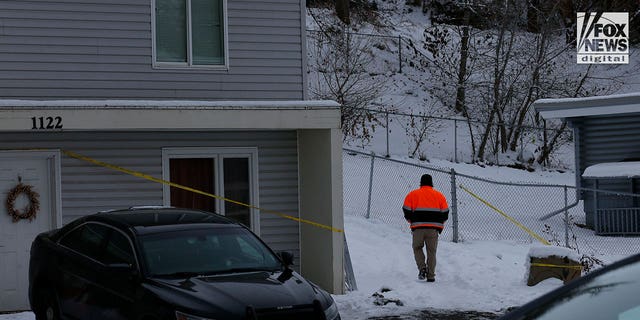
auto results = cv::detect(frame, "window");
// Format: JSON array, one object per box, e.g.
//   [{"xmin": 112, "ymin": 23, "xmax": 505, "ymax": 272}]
[
  {"xmin": 140, "ymin": 227, "xmax": 280, "ymax": 276},
  {"xmin": 162, "ymin": 148, "xmax": 259, "ymax": 231},
  {"xmin": 516, "ymin": 257, "xmax": 640, "ymax": 320},
  {"xmin": 59, "ymin": 223, "xmax": 136, "ymax": 266},
  {"xmin": 154, "ymin": 0, "xmax": 226, "ymax": 67},
  {"xmin": 103, "ymin": 231, "xmax": 136, "ymax": 266},
  {"xmin": 59, "ymin": 223, "xmax": 110, "ymax": 261}
]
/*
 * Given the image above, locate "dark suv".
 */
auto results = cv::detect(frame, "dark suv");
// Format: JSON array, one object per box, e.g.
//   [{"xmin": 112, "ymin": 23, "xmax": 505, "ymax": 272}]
[{"xmin": 28, "ymin": 207, "xmax": 341, "ymax": 320}]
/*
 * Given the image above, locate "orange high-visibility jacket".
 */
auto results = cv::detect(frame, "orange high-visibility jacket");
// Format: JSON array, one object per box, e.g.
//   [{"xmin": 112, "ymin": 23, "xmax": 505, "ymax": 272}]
[{"xmin": 402, "ymin": 186, "xmax": 449, "ymax": 231}]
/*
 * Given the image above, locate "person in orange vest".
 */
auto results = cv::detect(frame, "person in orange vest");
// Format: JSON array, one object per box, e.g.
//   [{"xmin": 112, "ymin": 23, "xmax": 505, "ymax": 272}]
[{"xmin": 402, "ymin": 174, "xmax": 449, "ymax": 282}]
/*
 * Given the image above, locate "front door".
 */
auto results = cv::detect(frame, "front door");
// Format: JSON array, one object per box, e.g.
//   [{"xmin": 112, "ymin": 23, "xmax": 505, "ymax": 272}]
[{"xmin": 0, "ymin": 150, "xmax": 61, "ymax": 312}]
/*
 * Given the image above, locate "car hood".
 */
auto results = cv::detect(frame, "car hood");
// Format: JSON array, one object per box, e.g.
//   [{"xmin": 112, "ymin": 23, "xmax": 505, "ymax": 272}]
[{"xmin": 146, "ymin": 269, "xmax": 321, "ymax": 315}]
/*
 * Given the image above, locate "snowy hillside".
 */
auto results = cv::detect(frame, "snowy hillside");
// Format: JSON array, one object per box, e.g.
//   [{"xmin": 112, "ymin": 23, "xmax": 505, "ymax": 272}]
[{"xmin": 307, "ymin": 0, "xmax": 640, "ymax": 167}]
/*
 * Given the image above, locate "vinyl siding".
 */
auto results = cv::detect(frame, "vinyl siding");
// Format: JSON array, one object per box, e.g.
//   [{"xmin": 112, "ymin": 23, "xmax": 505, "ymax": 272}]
[
  {"xmin": 0, "ymin": 130, "xmax": 301, "ymax": 259},
  {"xmin": 572, "ymin": 113, "xmax": 640, "ymax": 225},
  {"xmin": 574, "ymin": 113, "xmax": 640, "ymax": 176},
  {"xmin": 0, "ymin": 0, "xmax": 305, "ymax": 100}
]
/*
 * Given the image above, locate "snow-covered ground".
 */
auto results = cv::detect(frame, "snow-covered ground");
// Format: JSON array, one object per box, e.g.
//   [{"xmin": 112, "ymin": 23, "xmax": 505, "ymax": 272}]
[
  {"xmin": 335, "ymin": 216, "xmax": 562, "ymax": 319},
  {"xmin": 333, "ymin": 156, "xmax": 640, "ymax": 319}
]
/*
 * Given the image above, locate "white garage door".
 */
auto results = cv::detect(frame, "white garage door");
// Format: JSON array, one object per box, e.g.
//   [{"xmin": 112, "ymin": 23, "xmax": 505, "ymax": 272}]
[{"xmin": 0, "ymin": 150, "xmax": 60, "ymax": 312}]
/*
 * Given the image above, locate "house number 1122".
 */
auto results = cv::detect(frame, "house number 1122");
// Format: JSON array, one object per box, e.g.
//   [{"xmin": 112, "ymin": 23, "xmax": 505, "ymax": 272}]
[{"xmin": 31, "ymin": 116, "xmax": 63, "ymax": 130}]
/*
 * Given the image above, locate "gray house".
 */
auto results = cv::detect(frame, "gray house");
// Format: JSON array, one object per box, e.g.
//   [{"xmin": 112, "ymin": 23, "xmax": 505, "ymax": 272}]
[
  {"xmin": 0, "ymin": 0, "xmax": 344, "ymax": 312},
  {"xmin": 534, "ymin": 93, "xmax": 640, "ymax": 235}
]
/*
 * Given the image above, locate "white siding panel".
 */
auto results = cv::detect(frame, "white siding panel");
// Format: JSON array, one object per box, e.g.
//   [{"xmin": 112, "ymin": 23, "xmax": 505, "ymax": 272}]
[
  {"xmin": 576, "ymin": 114, "xmax": 640, "ymax": 171},
  {"xmin": 0, "ymin": 71, "xmax": 301, "ymax": 83},
  {"xmin": 0, "ymin": 131, "xmax": 301, "ymax": 257},
  {"xmin": 0, "ymin": 0, "xmax": 305, "ymax": 100}
]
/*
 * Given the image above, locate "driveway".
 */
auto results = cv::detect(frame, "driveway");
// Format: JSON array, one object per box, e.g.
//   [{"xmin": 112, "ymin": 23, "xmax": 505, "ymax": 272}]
[{"xmin": 368, "ymin": 308, "xmax": 503, "ymax": 319}]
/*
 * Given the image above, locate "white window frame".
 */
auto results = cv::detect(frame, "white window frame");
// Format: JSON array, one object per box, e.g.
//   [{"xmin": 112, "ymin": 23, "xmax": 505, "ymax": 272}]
[
  {"xmin": 151, "ymin": 0, "xmax": 229, "ymax": 70},
  {"xmin": 161, "ymin": 147, "xmax": 260, "ymax": 234}
]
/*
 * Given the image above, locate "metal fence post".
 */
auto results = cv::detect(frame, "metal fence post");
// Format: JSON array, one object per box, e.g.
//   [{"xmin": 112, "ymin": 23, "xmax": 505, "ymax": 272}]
[
  {"xmin": 594, "ymin": 180, "xmax": 599, "ymax": 233},
  {"xmin": 450, "ymin": 168, "xmax": 459, "ymax": 243},
  {"xmin": 385, "ymin": 112, "xmax": 390, "ymax": 157},
  {"xmin": 454, "ymin": 118, "xmax": 458, "ymax": 163},
  {"xmin": 564, "ymin": 185, "xmax": 569, "ymax": 248},
  {"xmin": 366, "ymin": 152, "xmax": 376, "ymax": 219},
  {"xmin": 398, "ymin": 35, "xmax": 402, "ymax": 73}
]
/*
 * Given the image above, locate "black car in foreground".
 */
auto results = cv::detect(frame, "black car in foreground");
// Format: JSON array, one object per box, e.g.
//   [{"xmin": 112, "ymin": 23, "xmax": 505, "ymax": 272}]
[
  {"xmin": 29, "ymin": 207, "xmax": 341, "ymax": 320},
  {"xmin": 498, "ymin": 252, "xmax": 640, "ymax": 320}
]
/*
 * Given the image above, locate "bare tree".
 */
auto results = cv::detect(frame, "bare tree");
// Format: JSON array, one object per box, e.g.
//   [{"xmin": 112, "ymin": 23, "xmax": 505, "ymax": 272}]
[
  {"xmin": 400, "ymin": 104, "xmax": 444, "ymax": 160},
  {"xmin": 307, "ymin": 21, "xmax": 383, "ymax": 141},
  {"xmin": 423, "ymin": 0, "xmax": 625, "ymax": 166},
  {"xmin": 424, "ymin": 19, "xmax": 488, "ymax": 161}
]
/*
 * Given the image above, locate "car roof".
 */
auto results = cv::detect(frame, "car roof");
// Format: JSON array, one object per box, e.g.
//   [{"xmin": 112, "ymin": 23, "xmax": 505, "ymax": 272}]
[
  {"xmin": 86, "ymin": 207, "xmax": 240, "ymax": 235},
  {"xmin": 498, "ymin": 252, "xmax": 640, "ymax": 319}
]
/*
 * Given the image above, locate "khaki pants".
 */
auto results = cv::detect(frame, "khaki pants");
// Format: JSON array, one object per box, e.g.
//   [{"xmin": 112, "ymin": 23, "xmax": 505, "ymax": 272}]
[{"xmin": 412, "ymin": 228, "xmax": 439, "ymax": 279}]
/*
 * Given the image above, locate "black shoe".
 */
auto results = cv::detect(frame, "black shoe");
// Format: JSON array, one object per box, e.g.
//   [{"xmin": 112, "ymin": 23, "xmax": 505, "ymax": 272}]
[
  {"xmin": 418, "ymin": 268, "xmax": 427, "ymax": 280},
  {"xmin": 427, "ymin": 278, "xmax": 435, "ymax": 282}
]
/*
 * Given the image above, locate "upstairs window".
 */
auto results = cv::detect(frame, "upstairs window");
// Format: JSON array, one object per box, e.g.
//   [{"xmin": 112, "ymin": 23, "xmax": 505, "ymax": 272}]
[{"xmin": 154, "ymin": 0, "xmax": 227, "ymax": 68}]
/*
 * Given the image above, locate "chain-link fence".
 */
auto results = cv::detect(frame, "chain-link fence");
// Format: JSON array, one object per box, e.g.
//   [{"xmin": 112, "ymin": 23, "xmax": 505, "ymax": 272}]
[
  {"xmin": 342, "ymin": 107, "xmax": 571, "ymax": 167},
  {"xmin": 344, "ymin": 149, "xmax": 640, "ymax": 257}
]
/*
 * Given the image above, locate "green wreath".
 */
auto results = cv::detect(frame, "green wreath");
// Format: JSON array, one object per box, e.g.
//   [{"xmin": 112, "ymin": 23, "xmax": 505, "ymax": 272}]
[{"xmin": 5, "ymin": 183, "xmax": 40, "ymax": 222}]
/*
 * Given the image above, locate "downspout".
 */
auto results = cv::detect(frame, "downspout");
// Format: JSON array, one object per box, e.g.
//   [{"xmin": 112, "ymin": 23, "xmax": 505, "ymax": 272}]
[
  {"xmin": 572, "ymin": 121, "xmax": 582, "ymax": 196},
  {"xmin": 539, "ymin": 197, "xmax": 580, "ymax": 221},
  {"xmin": 300, "ymin": 0, "xmax": 309, "ymax": 100}
]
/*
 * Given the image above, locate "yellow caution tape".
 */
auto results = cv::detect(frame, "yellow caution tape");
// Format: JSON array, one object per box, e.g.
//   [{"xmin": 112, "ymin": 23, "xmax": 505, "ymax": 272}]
[
  {"xmin": 62, "ymin": 150, "xmax": 343, "ymax": 233},
  {"xmin": 459, "ymin": 184, "xmax": 551, "ymax": 245},
  {"xmin": 530, "ymin": 263, "xmax": 583, "ymax": 270}
]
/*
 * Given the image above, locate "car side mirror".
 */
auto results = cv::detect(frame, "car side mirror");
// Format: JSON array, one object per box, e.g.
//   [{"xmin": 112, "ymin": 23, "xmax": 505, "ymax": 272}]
[
  {"xmin": 278, "ymin": 251, "xmax": 294, "ymax": 268},
  {"xmin": 106, "ymin": 263, "xmax": 138, "ymax": 277}
]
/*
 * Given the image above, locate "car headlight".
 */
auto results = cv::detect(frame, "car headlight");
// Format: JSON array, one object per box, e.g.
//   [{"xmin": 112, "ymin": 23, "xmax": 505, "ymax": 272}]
[
  {"xmin": 175, "ymin": 311, "xmax": 215, "ymax": 320},
  {"xmin": 324, "ymin": 301, "xmax": 340, "ymax": 320}
]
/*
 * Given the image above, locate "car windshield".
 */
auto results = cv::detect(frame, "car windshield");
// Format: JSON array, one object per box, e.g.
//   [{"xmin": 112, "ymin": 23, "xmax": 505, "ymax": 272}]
[
  {"xmin": 140, "ymin": 227, "xmax": 282, "ymax": 277},
  {"xmin": 521, "ymin": 259, "xmax": 640, "ymax": 320}
]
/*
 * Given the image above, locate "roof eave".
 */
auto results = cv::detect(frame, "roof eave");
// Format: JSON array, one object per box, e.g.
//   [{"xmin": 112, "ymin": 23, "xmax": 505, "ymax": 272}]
[
  {"xmin": 533, "ymin": 92, "xmax": 640, "ymax": 119},
  {"xmin": 0, "ymin": 99, "xmax": 342, "ymax": 131}
]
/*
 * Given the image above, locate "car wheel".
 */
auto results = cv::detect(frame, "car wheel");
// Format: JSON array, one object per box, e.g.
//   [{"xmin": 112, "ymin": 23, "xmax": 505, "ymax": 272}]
[{"xmin": 34, "ymin": 290, "xmax": 60, "ymax": 320}]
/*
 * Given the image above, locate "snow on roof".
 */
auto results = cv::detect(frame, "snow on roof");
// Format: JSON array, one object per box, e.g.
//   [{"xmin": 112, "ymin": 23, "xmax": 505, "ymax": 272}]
[
  {"xmin": 582, "ymin": 162, "xmax": 640, "ymax": 178},
  {"xmin": 533, "ymin": 92, "xmax": 640, "ymax": 119},
  {"xmin": 536, "ymin": 92, "xmax": 640, "ymax": 104},
  {"xmin": 527, "ymin": 244, "xmax": 581, "ymax": 261},
  {"xmin": 0, "ymin": 99, "xmax": 341, "ymax": 109}
]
